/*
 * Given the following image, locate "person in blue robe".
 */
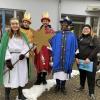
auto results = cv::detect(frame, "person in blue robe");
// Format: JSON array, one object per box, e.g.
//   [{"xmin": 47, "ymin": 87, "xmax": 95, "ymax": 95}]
[{"xmin": 49, "ymin": 17, "xmax": 78, "ymax": 95}]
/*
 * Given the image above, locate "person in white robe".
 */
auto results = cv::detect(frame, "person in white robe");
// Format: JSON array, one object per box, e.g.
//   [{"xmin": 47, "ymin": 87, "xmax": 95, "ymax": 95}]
[{"xmin": 3, "ymin": 18, "xmax": 29, "ymax": 100}]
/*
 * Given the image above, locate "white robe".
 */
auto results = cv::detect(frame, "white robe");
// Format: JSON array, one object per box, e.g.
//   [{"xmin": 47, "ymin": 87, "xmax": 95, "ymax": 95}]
[
  {"xmin": 53, "ymin": 71, "xmax": 68, "ymax": 81},
  {"xmin": 4, "ymin": 36, "xmax": 29, "ymax": 88}
]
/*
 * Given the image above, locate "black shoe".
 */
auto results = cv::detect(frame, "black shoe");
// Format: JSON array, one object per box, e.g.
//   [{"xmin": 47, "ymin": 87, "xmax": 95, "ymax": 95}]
[
  {"xmin": 42, "ymin": 79, "xmax": 47, "ymax": 85},
  {"xmin": 5, "ymin": 88, "xmax": 11, "ymax": 100},
  {"xmin": 54, "ymin": 79, "xmax": 60, "ymax": 93},
  {"xmin": 54, "ymin": 85, "xmax": 60, "ymax": 93},
  {"xmin": 5, "ymin": 96, "xmax": 10, "ymax": 100},
  {"xmin": 18, "ymin": 87, "xmax": 26, "ymax": 100},
  {"xmin": 89, "ymin": 94, "xmax": 96, "ymax": 100},
  {"xmin": 60, "ymin": 80, "xmax": 67, "ymax": 95},
  {"xmin": 34, "ymin": 80, "xmax": 42, "ymax": 85},
  {"xmin": 41, "ymin": 72, "xmax": 47, "ymax": 85},
  {"xmin": 61, "ymin": 87, "xmax": 67, "ymax": 95},
  {"xmin": 34, "ymin": 73, "xmax": 42, "ymax": 85},
  {"xmin": 74, "ymin": 86, "xmax": 84, "ymax": 92},
  {"xmin": 18, "ymin": 94, "xmax": 26, "ymax": 100}
]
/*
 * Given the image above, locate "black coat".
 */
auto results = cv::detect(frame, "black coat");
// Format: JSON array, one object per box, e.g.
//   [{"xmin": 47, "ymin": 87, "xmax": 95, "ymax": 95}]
[{"xmin": 76, "ymin": 34, "xmax": 100, "ymax": 62}]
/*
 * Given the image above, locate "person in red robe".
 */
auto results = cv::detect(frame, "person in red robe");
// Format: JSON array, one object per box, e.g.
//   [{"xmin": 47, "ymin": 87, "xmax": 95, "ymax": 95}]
[{"xmin": 34, "ymin": 12, "xmax": 55, "ymax": 85}]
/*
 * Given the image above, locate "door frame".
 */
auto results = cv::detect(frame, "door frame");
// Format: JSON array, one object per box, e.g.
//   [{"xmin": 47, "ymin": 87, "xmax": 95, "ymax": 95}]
[
  {"xmin": 1, "ymin": 10, "xmax": 6, "ymax": 33},
  {"xmin": 97, "ymin": 17, "xmax": 100, "ymax": 36},
  {"xmin": 0, "ymin": 10, "xmax": 6, "ymax": 33}
]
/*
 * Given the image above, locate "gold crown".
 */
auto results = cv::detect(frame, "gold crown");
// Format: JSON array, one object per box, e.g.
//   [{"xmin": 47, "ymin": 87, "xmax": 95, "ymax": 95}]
[
  {"xmin": 24, "ymin": 12, "xmax": 31, "ymax": 19},
  {"xmin": 41, "ymin": 11, "xmax": 50, "ymax": 22},
  {"xmin": 22, "ymin": 12, "xmax": 31, "ymax": 23},
  {"xmin": 42, "ymin": 12, "xmax": 49, "ymax": 18}
]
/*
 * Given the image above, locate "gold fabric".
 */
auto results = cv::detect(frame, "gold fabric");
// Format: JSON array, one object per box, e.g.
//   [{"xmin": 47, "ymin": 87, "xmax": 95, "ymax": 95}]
[
  {"xmin": 33, "ymin": 26, "xmax": 54, "ymax": 53},
  {"xmin": 20, "ymin": 28, "xmax": 34, "ymax": 43}
]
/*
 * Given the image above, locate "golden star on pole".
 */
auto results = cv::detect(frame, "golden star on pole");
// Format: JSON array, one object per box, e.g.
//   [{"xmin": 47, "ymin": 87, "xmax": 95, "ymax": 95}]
[{"xmin": 33, "ymin": 26, "xmax": 54, "ymax": 53}]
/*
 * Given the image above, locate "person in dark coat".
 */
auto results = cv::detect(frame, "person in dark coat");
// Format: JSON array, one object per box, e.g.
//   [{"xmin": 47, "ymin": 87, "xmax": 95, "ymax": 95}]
[{"xmin": 75, "ymin": 24, "xmax": 100, "ymax": 100}]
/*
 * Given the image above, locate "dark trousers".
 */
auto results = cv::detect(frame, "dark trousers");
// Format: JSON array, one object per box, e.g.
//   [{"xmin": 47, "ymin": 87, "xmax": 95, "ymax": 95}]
[
  {"xmin": 34, "ymin": 72, "xmax": 47, "ymax": 85},
  {"xmin": 79, "ymin": 64, "xmax": 97, "ymax": 95},
  {"xmin": 5, "ymin": 87, "xmax": 25, "ymax": 100},
  {"xmin": 5, "ymin": 88, "xmax": 11, "ymax": 100},
  {"xmin": 56, "ymin": 79, "xmax": 66, "ymax": 89},
  {"xmin": 27, "ymin": 58, "xmax": 29, "ymax": 77}
]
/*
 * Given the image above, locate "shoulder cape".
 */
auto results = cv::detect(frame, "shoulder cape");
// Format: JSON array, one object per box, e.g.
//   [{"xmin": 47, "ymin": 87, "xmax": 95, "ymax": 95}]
[{"xmin": 0, "ymin": 31, "xmax": 32, "ymax": 85}]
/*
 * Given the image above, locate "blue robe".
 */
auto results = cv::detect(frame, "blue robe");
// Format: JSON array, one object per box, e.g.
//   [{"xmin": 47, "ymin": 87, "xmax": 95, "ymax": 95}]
[{"xmin": 50, "ymin": 31, "xmax": 78, "ymax": 74}]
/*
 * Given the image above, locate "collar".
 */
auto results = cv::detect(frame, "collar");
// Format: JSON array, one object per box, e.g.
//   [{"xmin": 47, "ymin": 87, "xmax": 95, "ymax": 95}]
[
  {"xmin": 21, "ymin": 25, "xmax": 30, "ymax": 30},
  {"xmin": 82, "ymin": 33, "xmax": 91, "ymax": 37}
]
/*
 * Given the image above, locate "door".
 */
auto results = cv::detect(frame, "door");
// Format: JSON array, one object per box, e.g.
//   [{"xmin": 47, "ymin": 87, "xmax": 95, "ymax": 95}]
[{"xmin": 0, "ymin": 10, "xmax": 2, "ymax": 40}]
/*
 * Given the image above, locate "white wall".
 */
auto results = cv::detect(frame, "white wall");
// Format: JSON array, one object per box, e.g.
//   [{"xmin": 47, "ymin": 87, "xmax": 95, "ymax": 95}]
[
  {"xmin": 0, "ymin": 0, "xmax": 59, "ymax": 30},
  {"xmin": 0, "ymin": 0, "xmax": 100, "ymax": 30},
  {"xmin": 61, "ymin": 0, "xmax": 100, "ymax": 16}
]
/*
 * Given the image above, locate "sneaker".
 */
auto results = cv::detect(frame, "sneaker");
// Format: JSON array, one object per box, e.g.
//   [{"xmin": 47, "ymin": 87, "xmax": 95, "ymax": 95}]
[
  {"xmin": 89, "ymin": 94, "xmax": 96, "ymax": 100},
  {"xmin": 74, "ymin": 86, "xmax": 84, "ymax": 92}
]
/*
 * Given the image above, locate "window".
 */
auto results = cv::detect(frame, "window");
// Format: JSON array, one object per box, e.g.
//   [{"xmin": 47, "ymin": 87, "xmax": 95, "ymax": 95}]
[
  {"xmin": 0, "ymin": 8, "xmax": 25, "ymax": 34},
  {"xmin": 61, "ymin": 14, "xmax": 100, "ymax": 36},
  {"xmin": 61, "ymin": 14, "xmax": 86, "ymax": 35},
  {"xmin": 17, "ymin": 10, "xmax": 25, "ymax": 23},
  {"xmin": 91, "ymin": 17, "xmax": 99, "ymax": 35},
  {"xmin": 5, "ymin": 10, "xmax": 14, "ymax": 31}
]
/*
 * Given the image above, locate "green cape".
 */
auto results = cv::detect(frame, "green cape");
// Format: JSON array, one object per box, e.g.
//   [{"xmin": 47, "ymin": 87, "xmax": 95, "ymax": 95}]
[
  {"xmin": 0, "ymin": 32, "xmax": 9, "ymax": 85},
  {"xmin": 0, "ymin": 32, "xmax": 32, "ymax": 85}
]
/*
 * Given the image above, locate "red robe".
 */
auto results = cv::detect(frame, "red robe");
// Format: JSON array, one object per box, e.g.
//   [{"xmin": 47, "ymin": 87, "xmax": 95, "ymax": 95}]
[{"xmin": 34, "ymin": 26, "xmax": 55, "ymax": 74}]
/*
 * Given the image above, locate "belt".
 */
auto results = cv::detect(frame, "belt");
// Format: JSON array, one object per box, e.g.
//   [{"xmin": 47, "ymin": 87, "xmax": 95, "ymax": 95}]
[{"xmin": 10, "ymin": 52, "xmax": 21, "ymax": 54}]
